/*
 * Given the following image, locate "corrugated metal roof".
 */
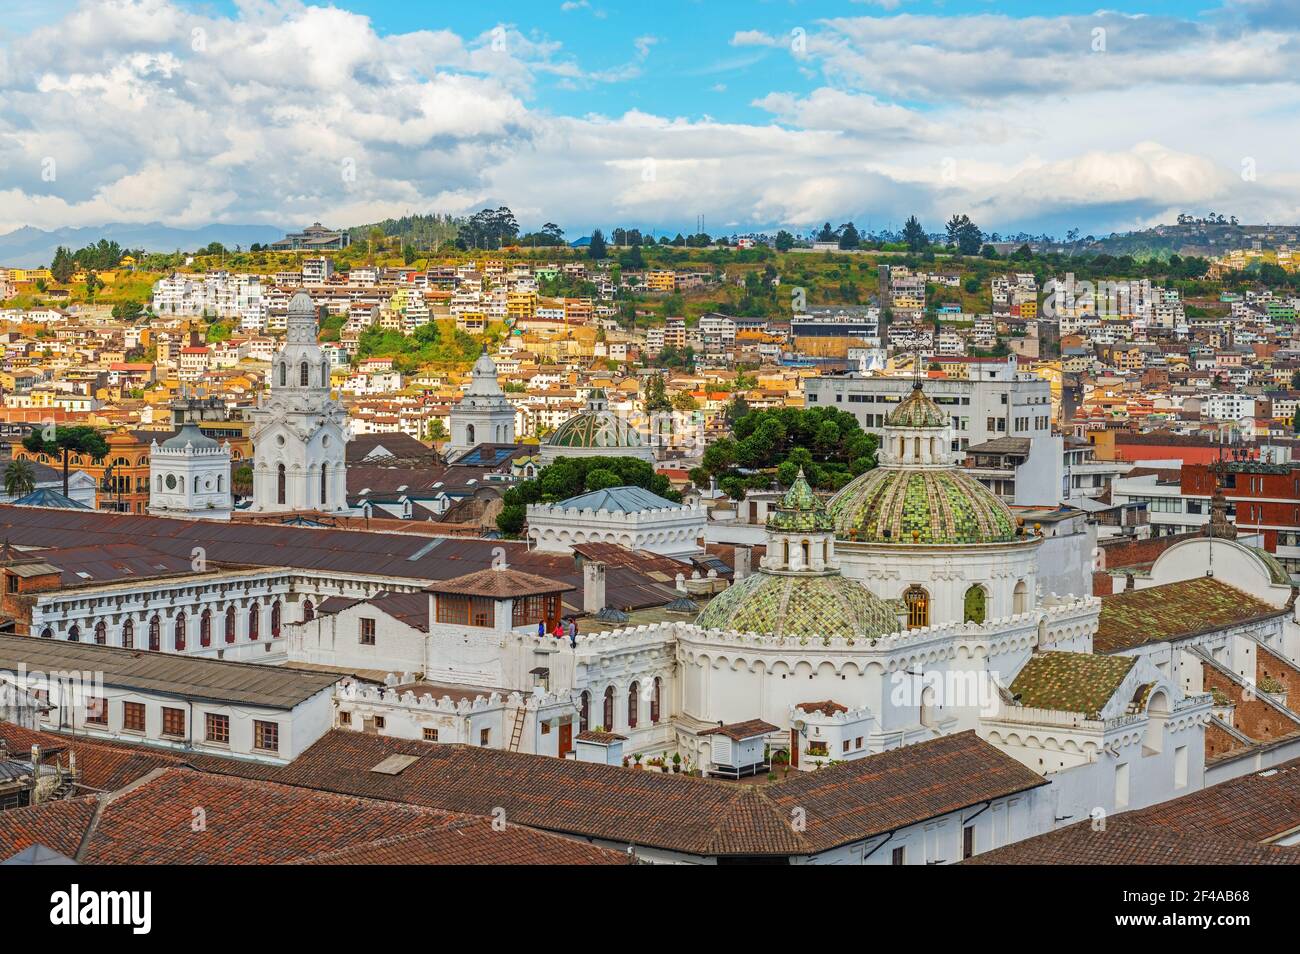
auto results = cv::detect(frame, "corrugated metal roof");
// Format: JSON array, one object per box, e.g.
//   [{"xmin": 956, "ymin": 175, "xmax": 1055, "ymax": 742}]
[{"xmin": 0, "ymin": 634, "xmax": 340, "ymax": 709}]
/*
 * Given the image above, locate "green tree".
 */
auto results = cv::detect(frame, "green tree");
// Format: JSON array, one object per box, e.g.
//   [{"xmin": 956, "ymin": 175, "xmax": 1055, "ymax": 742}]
[
  {"xmin": 21, "ymin": 425, "xmax": 109, "ymax": 497},
  {"xmin": 902, "ymin": 216, "xmax": 928, "ymax": 253},
  {"xmin": 588, "ymin": 229, "xmax": 608, "ymax": 259},
  {"xmin": 3, "ymin": 458, "xmax": 36, "ymax": 498},
  {"xmin": 838, "ymin": 222, "xmax": 861, "ymax": 250},
  {"xmin": 50, "ymin": 246, "xmax": 75, "ymax": 284},
  {"xmin": 774, "ymin": 230, "xmax": 795, "ymax": 252}
]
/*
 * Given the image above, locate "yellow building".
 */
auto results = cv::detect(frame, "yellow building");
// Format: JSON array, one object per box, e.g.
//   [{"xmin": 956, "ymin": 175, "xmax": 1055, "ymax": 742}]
[
  {"xmin": 646, "ymin": 270, "xmax": 676, "ymax": 293},
  {"xmin": 507, "ymin": 291, "xmax": 537, "ymax": 321}
]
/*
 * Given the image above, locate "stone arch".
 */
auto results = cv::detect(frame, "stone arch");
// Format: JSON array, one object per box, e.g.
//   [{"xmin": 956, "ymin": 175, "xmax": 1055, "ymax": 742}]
[{"xmin": 963, "ymin": 584, "xmax": 988, "ymax": 624}]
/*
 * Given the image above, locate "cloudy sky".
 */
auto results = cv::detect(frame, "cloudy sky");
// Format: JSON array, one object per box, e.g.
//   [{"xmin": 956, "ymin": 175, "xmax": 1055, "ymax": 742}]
[{"xmin": 1, "ymin": 0, "xmax": 1299, "ymax": 239}]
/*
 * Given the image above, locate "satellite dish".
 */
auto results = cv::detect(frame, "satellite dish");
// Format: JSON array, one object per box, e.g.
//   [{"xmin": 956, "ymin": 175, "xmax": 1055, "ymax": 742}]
[{"xmin": 793, "ymin": 720, "xmax": 807, "ymax": 732}]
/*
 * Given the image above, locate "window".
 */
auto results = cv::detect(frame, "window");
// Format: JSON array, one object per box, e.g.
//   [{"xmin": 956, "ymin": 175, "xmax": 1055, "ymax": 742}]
[
  {"xmin": 904, "ymin": 585, "xmax": 930, "ymax": 629},
  {"xmin": 225, "ymin": 606, "xmax": 236, "ymax": 643},
  {"xmin": 423, "ymin": 727, "xmax": 438, "ymax": 742},
  {"xmin": 85, "ymin": 697, "xmax": 107, "ymax": 725},
  {"xmin": 1013, "ymin": 581, "xmax": 1029, "ymax": 615},
  {"xmin": 603, "ymin": 686, "xmax": 615, "ymax": 729},
  {"xmin": 891, "ymin": 846, "xmax": 906, "ymax": 865},
  {"xmin": 651, "ymin": 677, "xmax": 661, "ymax": 724},
  {"xmin": 479, "ymin": 727, "xmax": 491, "ymax": 746},
  {"xmin": 123, "ymin": 701, "xmax": 146, "ymax": 733},
  {"xmin": 300, "ymin": 361, "xmax": 309, "ymax": 386},
  {"xmin": 248, "ymin": 602, "xmax": 259, "ymax": 640},
  {"xmin": 374, "ymin": 716, "xmax": 385, "ymax": 730},
  {"xmin": 253, "ymin": 720, "xmax": 279, "ymax": 753},
  {"xmin": 205, "ymin": 712, "xmax": 230, "ymax": 744},
  {"xmin": 68, "ymin": 624, "xmax": 79, "ymax": 642},
  {"xmin": 338, "ymin": 710, "xmax": 351, "ymax": 725},
  {"xmin": 579, "ymin": 690, "xmax": 590, "ymax": 732},
  {"xmin": 148, "ymin": 615, "xmax": 161, "ymax": 651},
  {"xmin": 277, "ymin": 464, "xmax": 286, "ymax": 505},
  {"xmin": 122, "ymin": 619, "xmax": 134, "ymax": 649},
  {"xmin": 271, "ymin": 601, "xmax": 281, "ymax": 638},
  {"xmin": 174, "ymin": 611, "xmax": 186, "ymax": 651},
  {"xmin": 359, "ymin": 618, "xmax": 376, "ymax": 645},
  {"xmin": 963, "ymin": 825, "xmax": 975, "ymax": 860},
  {"xmin": 627, "ymin": 682, "xmax": 639, "ymax": 729},
  {"xmin": 439, "ymin": 595, "xmax": 496, "ymax": 627},
  {"xmin": 200, "ymin": 609, "xmax": 211, "ymax": 647},
  {"xmin": 162, "ymin": 707, "xmax": 185, "ymax": 738},
  {"xmin": 963, "ymin": 585, "xmax": 987, "ymax": 625},
  {"xmin": 302, "ymin": 599, "xmax": 314, "ymax": 622},
  {"xmin": 94, "ymin": 620, "xmax": 106, "ymax": 645},
  {"xmin": 320, "ymin": 464, "xmax": 328, "ymax": 507},
  {"xmin": 5, "ymin": 573, "xmax": 16, "ymax": 594}
]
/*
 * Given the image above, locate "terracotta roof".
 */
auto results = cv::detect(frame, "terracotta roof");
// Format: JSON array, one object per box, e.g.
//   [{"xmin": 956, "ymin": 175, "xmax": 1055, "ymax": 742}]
[
  {"xmin": 1096, "ymin": 577, "xmax": 1286, "ymax": 653},
  {"xmin": 262, "ymin": 729, "xmax": 1044, "ymax": 858},
  {"xmin": 700, "ymin": 719, "xmax": 781, "ymax": 741},
  {"xmin": 0, "ymin": 767, "xmax": 629, "ymax": 865},
  {"xmin": 1010, "ymin": 652, "xmax": 1137, "ymax": 718},
  {"xmin": 576, "ymin": 730, "xmax": 626, "ymax": 744},
  {"xmin": 965, "ymin": 818, "xmax": 1300, "ymax": 865},
  {"xmin": 796, "ymin": 700, "xmax": 849, "ymax": 716},
  {"xmin": 426, "ymin": 567, "xmax": 574, "ymax": 599}
]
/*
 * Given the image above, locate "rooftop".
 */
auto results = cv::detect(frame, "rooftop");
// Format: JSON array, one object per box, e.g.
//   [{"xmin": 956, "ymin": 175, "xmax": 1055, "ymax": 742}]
[
  {"xmin": 1095, "ymin": 577, "xmax": 1285, "ymax": 654},
  {"xmin": 0, "ymin": 635, "xmax": 341, "ymax": 710},
  {"xmin": 1009, "ymin": 651, "xmax": 1137, "ymax": 718}
]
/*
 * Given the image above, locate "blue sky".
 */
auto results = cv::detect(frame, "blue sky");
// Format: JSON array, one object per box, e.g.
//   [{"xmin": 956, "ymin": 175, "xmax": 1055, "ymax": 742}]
[{"xmin": 1, "ymin": 0, "xmax": 1298, "ymax": 238}]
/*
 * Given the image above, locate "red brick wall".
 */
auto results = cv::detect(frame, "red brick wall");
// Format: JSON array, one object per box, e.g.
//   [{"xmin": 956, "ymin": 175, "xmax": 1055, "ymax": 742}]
[
  {"xmin": 1205, "ymin": 720, "xmax": 1248, "ymax": 761},
  {"xmin": 1203, "ymin": 662, "xmax": 1300, "ymax": 743},
  {"xmin": 1258, "ymin": 645, "xmax": 1300, "ymax": 697}
]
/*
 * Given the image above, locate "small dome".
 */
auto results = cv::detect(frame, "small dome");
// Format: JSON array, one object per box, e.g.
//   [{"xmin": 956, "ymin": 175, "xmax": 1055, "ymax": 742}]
[
  {"xmin": 694, "ymin": 571, "xmax": 899, "ymax": 639},
  {"xmin": 160, "ymin": 422, "xmax": 218, "ymax": 451},
  {"xmin": 887, "ymin": 383, "xmax": 947, "ymax": 428},
  {"xmin": 767, "ymin": 468, "xmax": 832, "ymax": 534},
  {"xmin": 827, "ymin": 467, "xmax": 1017, "ymax": 545},
  {"xmin": 548, "ymin": 393, "xmax": 643, "ymax": 450}
]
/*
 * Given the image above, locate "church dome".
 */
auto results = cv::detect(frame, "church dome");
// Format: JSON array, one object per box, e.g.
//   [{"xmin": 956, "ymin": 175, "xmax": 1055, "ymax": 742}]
[
  {"xmin": 160, "ymin": 422, "xmax": 218, "ymax": 451},
  {"xmin": 694, "ymin": 570, "xmax": 899, "ymax": 640},
  {"xmin": 548, "ymin": 389, "xmax": 645, "ymax": 450},
  {"xmin": 887, "ymin": 382, "xmax": 947, "ymax": 428},
  {"xmin": 827, "ymin": 467, "xmax": 1017, "ymax": 545},
  {"xmin": 767, "ymin": 468, "xmax": 832, "ymax": 534}
]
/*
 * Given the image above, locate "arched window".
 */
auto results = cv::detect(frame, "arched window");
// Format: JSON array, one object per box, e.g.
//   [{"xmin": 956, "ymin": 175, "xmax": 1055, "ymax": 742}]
[
  {"xmin": 279, "ymin": 362, "xmax": 287, "ymax": 387},
  {"xmin": 963, "ymin": 585, "xmax": 987, "ymax": 625},
  {"xmin": 322, "ymin": 360, "xmax": 329, "ymax": 386},
  {"xmin": 1013, "ymin": 580, "xmax": 1029, "ymax": 615},
  {"xmin": 200, "ymin": 609, "xmax": 211, "ymax": 647},
  {"xmin": 40, "ymin": 626, "xmax": 53, "ymax": 639},
  {"xmin": 579, "ymin": 691, "xmax": 590, "ymax": 732},
  {"xmin": 782, "ymin": 539, "xmax": 790, "ymax": 567},
  {"xmin": 122, "ymin": 619, "xmax": 134, "ymax": 649},
  {"xmin": 466, "ymin": 423, "xmax": 475, "ymax": 446},
  {"xmin": 602, "ymin": 686, "xmax": 615, "ymax": 730},
  {"xmin": 300, "ymin": 361, "xmax": 309, "ymax": 386},
  {"xmin": 302, "ymin": 599, "xmax": 315, "ymax": 622},
  {"xmin": 277, "ymin": 464, "xmax": 286, "ymax": 505},
  {"xmin": 320, "ymin": 463, "xmax": 328, "ymax": 507},
  {"xmin": 904, "ymin": 585, "xmax": 930, "ymax": 630},
  {"xmin": 627, "ymin": 682, "xmax": 639, "ymax": 729},
  {"xmin": 148, "ymin": 615, "xmax": 161, "ymax": 651},
  {"xmin": 248, "ymin": 602, "xmax": 260, "ymax": 640},
  {"xmin": 651, "ymin": 677, "xmax": 661, "ymax": 723},
  {"xmin": 94, "ymin": 620, "xmax": 106, "ymax": 645},
  {"xmin": 271, "ymin": 600, "xmax": 281, "ymax": 638},
  {"xmin": 68, "ymin": 624, "xmax": 80, "ymax": 642},
  {"xmin": 174, "ymin": 611, "xmax": 186, "ymax": 651},
  {"xmin": 801, "ymin": 539, "xmax": 811, "ymax": 568},
  {"xmin": 225, "ymin": 606, "xmax": 237, "ymax": 643}
]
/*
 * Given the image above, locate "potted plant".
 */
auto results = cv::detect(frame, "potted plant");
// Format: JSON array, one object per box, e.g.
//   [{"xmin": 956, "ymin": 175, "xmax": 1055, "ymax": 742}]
[
  {"xmin": 633, "ymin": 752, "xmax": 643, "ymax": 769},
  {"xmin": 671, "ymin": 752, "xmax": 682, "ymax": 774}
]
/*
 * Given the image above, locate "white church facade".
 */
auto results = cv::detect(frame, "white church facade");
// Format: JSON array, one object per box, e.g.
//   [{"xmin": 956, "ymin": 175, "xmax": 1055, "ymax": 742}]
[{"xmin": 249, "ymin": 291, "xmax": 350, "ymax": 513}]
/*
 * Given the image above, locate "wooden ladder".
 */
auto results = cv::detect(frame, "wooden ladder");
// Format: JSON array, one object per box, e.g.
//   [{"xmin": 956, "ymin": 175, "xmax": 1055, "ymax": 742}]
[{"xmin": 508, "ymin": 707, "xmax": 526, "ymax": 752}]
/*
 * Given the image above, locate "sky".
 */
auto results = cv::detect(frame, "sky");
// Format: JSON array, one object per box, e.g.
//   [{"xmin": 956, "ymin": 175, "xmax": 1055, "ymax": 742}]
[{"xmin": 1, "ymin": 0, "xmax": 1299, "ymax": 239}]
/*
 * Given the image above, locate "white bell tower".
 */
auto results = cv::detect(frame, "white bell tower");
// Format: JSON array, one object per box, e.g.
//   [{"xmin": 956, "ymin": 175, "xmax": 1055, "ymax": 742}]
[
  {"xmin": 249, "ymin": 291, "xmax": 350, "ymax": 512},
  {"xmin": 446, "ymin": 346, "xmax": 515, "ymax": 460},
  {"xmin": 149, "ymin": 423, "xmax": 233, "ymax": 521}
]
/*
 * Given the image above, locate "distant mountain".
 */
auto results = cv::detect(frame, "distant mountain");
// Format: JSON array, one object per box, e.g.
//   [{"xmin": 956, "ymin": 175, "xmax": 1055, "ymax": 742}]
[{"xmin": 0, "ymin": 223, "xmax": 288, "ymax": 267}]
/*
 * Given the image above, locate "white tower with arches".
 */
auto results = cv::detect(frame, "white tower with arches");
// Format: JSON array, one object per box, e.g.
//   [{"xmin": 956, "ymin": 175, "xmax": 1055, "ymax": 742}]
[
  {"xmin": 149, "ymin": 423, "xmax": 233, "ymax": 521},
  {"xmin": 250, "ymin": 291, "xmax": 350, "ymax": 513},
  {"xmin": 446, "ymin": 347, "xmax": 515, "ymax": 460}
]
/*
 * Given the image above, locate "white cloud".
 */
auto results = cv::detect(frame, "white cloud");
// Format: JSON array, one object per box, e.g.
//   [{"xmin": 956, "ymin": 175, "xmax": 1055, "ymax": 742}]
[{"xmin": 0, "ymin": 0, "xmax": 1297, "ymax": 238}]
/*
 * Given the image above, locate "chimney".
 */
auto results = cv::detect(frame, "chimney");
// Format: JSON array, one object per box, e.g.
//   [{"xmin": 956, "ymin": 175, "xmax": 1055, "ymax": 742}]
[
  {"xmin": 583, "ymin": 561, "xmax": 606, "ymax": 614},
  {"xmin": 732, "ymin": 545, "xmax": 752, "ymax": 581}
]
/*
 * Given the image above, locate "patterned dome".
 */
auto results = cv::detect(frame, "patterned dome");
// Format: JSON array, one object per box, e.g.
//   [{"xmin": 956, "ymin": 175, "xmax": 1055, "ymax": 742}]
[
  {"xmin": 694, "ymin": 571, "xmax": 899, "ymax": 639},
  {"xmin": 887, "ymin": 383, "xmax": 947, "ymax": 428},
  {"xmin": 548, "ymin": 413, "xmax": 645, "ymax": 449},
  {"xmin": 767, "ymin": 468, "xmax": 832, "ymax": 534},
  {"xmin": 827, "ymin": 467, "xmax": 1018, "ymax": 545}
]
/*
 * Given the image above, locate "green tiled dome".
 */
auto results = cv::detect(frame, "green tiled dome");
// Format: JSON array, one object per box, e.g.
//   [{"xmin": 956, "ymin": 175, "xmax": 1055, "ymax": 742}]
[
  {"xmin": 549, "ymin": 397, "xmax": 645, "ymax": 449},
  {"xmin": 887, "ymin": 384, "xmax": 947, "ymax": 428},
  {"xmin": 695, "ymin": 571, "xmax": 899, "ymax": 639},
  {"xmin": 827, "ymin": 467, "xmax": 1018, "ymax": 545},
  {"xmin": 767, "ymin": 469, "xmax": 832, "ymax": 534}
]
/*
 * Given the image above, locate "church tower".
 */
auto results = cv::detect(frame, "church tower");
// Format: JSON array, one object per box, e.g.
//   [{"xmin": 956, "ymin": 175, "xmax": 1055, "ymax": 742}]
[
  {"xmin": 148, "ymin": 423, "xmax": 233, "ymax": 521},
  {"xmin": 446, "ymin": 346, "xmax": 515, "ymax": 461},
  {"xmin": 249, "ymin": 291, "xmax": 349, "ymax": 512}
]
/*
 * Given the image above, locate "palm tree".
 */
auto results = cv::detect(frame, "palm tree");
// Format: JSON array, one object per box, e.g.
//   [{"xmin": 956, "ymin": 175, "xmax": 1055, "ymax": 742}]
[{"xmin": 4, "ymin": 458, "xmax": 36, "ymax": 499}]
